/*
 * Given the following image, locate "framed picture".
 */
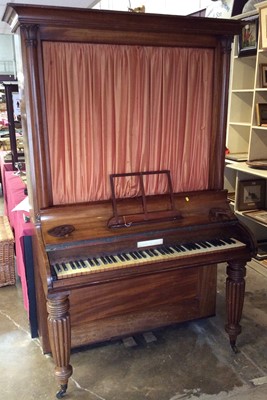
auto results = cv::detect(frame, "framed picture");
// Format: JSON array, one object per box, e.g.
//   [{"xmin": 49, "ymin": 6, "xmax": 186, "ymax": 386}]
[
  {"xmin": 256, "ymin": 103, "xmax": 267, "ymax": 126},
  {"xmin": 238, "ymin": 15, "xmax": 258, "ymax": 57},
  {"xmin": 236, "ymin": 179, "xmax": 266, "ymax": 211},
  {"xmin": 205, "ymin": 0, "xmax": 235, "ymax": 18},
  {"xmin": 259, "ymin": 3, "xmax": 267, "ymax": 49},
  {"xmin": 260, "ymin": 64, "xmax": 267, "ymax": 87}
]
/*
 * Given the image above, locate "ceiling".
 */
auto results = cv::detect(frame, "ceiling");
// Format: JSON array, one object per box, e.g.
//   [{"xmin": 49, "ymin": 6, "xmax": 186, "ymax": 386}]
[{"xmin": 0, "ymin": 0, "xmax": 99, "ymax": 34}]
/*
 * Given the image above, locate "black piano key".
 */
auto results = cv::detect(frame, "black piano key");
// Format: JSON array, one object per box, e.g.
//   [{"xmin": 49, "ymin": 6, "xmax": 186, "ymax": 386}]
[
  {"xmin": 87, "ymin": 258, "xmax": 95, "ymax": 267},
  {"xmin": 157, "ymin": 247, "xmax": 167, "ymax": 255},
  {"xmin": 129, "ymin": 252, "xmax": 137, "ymax": 259},
  {"xmin": 161, "ymin": 246, "xmax": 168, "ymax": 253},
  {"xmin": 100, "ymin": 256, "xmax": 108, "ymax": 265},
  {"xmin": 166, "ymin": 246, "xmax": 175, "ymax": 254},
  {"xmin": 74, "ymin": 261, "xmax": 82, "ymax": 269},
  {"xmin": 172, "ymin": 245, "xmax": 181, "ymax": 252},
  {"xmin": 133, "ymin": 251, "xmax": 143, "ymax": 259},
  {"xmin": 79, "ymin": 259, "xmax": 87, "ymax": 267},
  {"xmin": 139, "ymin": 251, "xmax": 147, "ymax": 258},
  {"xmin": 182, "ymin": 243, "xmax": 189, "ymax": 250},
  {"xmin": 184, "ymin": 243, "xmax": 197, "ymax": 251},
  {"xmin": 223, "ymin": 237, "xmax": 235, "ymax": 244},
  {"xmin": 144, "ymin": 249, "xmax": 154, "ymax": 257},
  {"xmin": 154, "ymin": 249, "xmax": 162, "ymax": 256},
  {"xmin": 179, "ymin": 245, "xmax": 187, "ymax": 252},
  {"xmin": 212, "ymin": 239, "xmax": 224, "ymax": 246},
  {"xmin": 55, "ymin": 263, "xmax": 62, "ymax": 272},
  {"xmin": 69, "ymin": 261, "xmax": 77, "ymax": 269},
  {"xmin": 176, "ymin": 245, "xmax": 186, "ymax": 252},
  {"xmin": 93, "ymin": 257, "xmax": 101, "ymax": 266},
  {"xmin": 117, "ymin": 254, "xmax": 126, "ymax": 261},
  {"xmin": 61, "ymin": 262, "xmax": 68, "ymax": 271},
  {"xmin": 122, "ymin": 253, "xmax": 130, "ymax": 261},
  {"xmin": 110, "ymin": 255, "xmax": 117, "ymax": 263},
  {"xmin": 162, "ymin": 246, "xmax": 172, "ymax": 254},
  {"xmin": 197, "ymin": 241, "xmax": 208, "ymax": 249}
]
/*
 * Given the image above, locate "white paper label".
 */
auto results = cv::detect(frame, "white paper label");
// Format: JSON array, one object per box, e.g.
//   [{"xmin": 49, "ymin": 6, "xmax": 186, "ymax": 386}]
[{"xmin": 137, "ymin": 238, "xmax": 163, "ymax": 248}]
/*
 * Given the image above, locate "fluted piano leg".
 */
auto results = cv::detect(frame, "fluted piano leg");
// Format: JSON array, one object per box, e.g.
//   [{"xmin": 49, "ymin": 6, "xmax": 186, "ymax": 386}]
[
  {"xmin": 225, "ymin": 260, "xmax": 246, "ymax": 353},
  {"xmin": 47, "ymin": 295, "xmax": 73, "ymax": 398}
]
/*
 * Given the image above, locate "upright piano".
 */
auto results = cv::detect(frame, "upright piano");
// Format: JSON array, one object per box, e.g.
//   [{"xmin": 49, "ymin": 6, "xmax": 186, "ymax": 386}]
[{"xmin": 3, "ymin": 5, "xmax": 256, "ymax": 398}]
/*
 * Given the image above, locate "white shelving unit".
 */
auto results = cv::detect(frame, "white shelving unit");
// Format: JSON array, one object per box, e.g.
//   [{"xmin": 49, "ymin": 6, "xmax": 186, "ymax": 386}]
[
  {"xmin": 225, "ymin": 8, "xmax": 267, "ymax": 259},
  {"xmin": 226, "ymin": 10, "xmax": 257, "ymax": 156}
]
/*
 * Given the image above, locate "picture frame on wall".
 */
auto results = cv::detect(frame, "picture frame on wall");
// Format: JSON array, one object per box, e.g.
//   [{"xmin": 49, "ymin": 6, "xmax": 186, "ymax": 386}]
[
  {"xmin": 260, "ymin": 64, "xmax": 267, "ymax": 87},
  {"xmin": 204, "ymin": 0, "xmax": 249, "ymax": 18},
  {"xmin": 238, "ymin": 15, "xmax": 258, "ymax": 57},
  {"xmin": 205, "ymin": 0, "xmax": 235, "ymax": 18},
  {"xmin": 236, "ymin": 179, "xmax": 266, "ymax": 211},
  {"xmin": 256, "ymin": 103, "xmax": 267, "ymax": 126}
]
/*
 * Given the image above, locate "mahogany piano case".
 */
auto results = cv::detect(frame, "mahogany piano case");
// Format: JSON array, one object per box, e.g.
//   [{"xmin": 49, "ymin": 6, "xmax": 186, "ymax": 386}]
[{"xmin": 3, "ymin": 4, "xmax": 256, "ymax": 397}]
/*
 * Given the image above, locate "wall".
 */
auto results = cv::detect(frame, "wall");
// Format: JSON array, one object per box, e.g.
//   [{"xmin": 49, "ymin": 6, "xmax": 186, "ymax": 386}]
[{"xmin": 92, "ymin": 0, "xmax": 212, "ymax": 14}]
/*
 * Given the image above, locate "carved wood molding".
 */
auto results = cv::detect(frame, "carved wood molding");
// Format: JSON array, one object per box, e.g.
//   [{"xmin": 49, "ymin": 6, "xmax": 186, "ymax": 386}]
[{"xmin": 20, "ymin": 24, "xmax": 39, "ymax": 48}]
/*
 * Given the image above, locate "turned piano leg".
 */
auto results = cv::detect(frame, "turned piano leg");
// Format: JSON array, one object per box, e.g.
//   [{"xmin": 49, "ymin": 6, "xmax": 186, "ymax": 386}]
[
  {"xmin": 225, "ymin": 260, "xmax": 246, "ymax": 353},
  {"xmin": 47, "ymin": 295, "xmax": 73, "ymax": 398}
]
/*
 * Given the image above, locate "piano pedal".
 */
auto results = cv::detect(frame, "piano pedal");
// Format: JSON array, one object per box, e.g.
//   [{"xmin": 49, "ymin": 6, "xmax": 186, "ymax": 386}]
[
  {"xmin": 122, "ymin": 332, "xmax": 158, "ymax": 348},
  {"xmin": 142, "ymin": 331, "xmax": 157, "ymax": 344},
  {"xmin": 122, "ymin": 336, "xmax": 138, "ymax": 348}
]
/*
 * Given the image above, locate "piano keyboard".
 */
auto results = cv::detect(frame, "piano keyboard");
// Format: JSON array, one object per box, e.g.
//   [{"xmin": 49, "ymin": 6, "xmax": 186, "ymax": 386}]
[{"xmin": 51, "ymin": 237, "xmax": 246, "ymax": 280}]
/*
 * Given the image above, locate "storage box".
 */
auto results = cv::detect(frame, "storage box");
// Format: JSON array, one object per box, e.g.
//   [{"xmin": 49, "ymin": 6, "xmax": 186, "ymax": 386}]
[{"xmin": 0, "ymin": 216, "xmax": 15, "ymax": 287}]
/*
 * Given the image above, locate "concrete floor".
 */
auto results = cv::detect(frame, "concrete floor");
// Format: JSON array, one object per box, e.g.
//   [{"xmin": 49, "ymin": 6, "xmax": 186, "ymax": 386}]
[{"xmin": 0, "ymin": 261, "xmax": 267, "ymax": 400}]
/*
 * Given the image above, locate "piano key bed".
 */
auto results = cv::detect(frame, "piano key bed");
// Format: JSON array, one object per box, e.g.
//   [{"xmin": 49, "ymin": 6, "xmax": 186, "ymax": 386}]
[{"xmin": 51, "ymin": 237, "xmax": 246, "ymax": 280}]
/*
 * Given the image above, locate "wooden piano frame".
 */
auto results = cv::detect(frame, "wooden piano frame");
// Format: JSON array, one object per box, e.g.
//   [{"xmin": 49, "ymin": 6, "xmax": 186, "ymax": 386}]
[{"xmin": 3, "ymin": 5, "xmax": 256, "ymax": 399}]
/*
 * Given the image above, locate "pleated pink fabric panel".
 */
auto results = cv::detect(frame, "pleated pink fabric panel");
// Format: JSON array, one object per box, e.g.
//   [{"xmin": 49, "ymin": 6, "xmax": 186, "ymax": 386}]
[{"xmin": 42, "ymin": 42, "xmax": 214, "ymax": 205}]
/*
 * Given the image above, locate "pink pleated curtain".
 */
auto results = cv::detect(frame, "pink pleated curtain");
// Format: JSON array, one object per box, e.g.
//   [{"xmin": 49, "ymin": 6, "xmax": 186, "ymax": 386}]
[{"xmin": 42, "ymin": 42, "xmax": 214, "ymax": 205}]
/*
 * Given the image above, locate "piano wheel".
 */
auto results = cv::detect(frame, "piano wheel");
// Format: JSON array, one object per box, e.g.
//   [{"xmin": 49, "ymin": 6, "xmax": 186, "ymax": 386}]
[
  {"xmin": 230, "ymin": 341, "xmax": 239, "ymax": 354},
  {"xmin": 56, "ymin": 384, "xmax": 67, "ymax": 399}
]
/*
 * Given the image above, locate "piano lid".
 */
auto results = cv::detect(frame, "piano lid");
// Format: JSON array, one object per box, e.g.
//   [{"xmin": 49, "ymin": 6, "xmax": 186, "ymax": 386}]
[{"xmin": 40, "ymin": 189, "xmax": 236, "ymax": 248}]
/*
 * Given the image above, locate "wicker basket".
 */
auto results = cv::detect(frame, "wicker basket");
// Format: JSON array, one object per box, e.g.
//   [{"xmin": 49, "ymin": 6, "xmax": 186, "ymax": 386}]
[{"xmin": 0, "ymin": 216, "xmax": 15, "ymax": 287}]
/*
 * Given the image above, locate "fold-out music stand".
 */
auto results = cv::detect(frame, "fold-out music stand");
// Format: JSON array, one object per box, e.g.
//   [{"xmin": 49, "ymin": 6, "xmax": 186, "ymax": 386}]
[{"xmin": 108, "ymin": 170, "xmax": 182, "ymax": 228}]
